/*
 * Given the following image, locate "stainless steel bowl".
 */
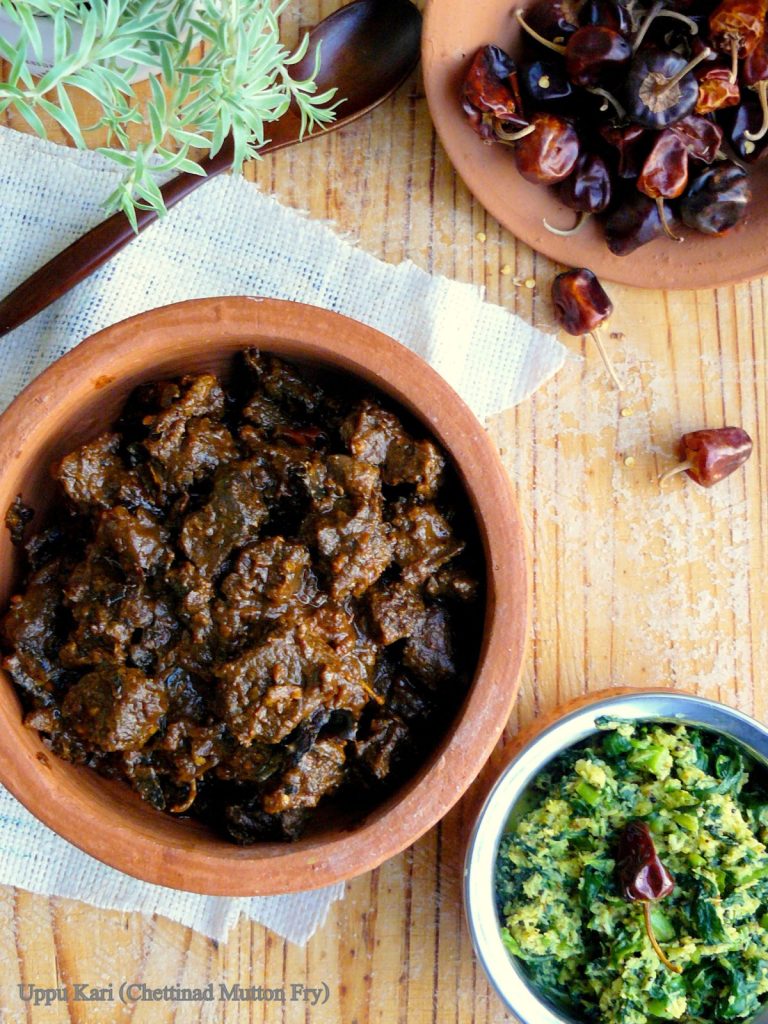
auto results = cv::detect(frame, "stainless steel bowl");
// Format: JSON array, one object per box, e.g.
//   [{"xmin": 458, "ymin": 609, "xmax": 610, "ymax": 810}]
[{"xmin": 464, "ymin": 690, "xmax": 768, "ymax": 1024}]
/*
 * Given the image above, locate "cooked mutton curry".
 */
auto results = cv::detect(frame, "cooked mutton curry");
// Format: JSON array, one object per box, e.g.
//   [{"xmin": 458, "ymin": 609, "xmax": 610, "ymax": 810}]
[{"xmin": 1, "ymin": 351, "xmax": 483, "ymax": 841}]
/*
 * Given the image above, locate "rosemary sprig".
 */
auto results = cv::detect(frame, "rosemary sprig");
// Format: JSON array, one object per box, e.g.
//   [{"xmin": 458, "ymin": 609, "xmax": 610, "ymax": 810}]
[{"xmin": 0, "ymin": 0, "xmax": 339, "ymax": 227}]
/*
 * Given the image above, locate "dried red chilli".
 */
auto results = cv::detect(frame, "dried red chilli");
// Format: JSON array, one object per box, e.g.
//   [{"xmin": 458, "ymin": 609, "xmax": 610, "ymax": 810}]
[
  {"xmin": 637, "ymin": 131, "xmax": 690, "ymax": 238},
  {"xmin": 659, "ymin": 426, "xmax": 753, "ymax": 485},
  {"xmin": 668, "ymin": 113, "xmax": 724, "ymax": 161},
  {"xmin": 551, "ymin": 268, "xmax": 624, "ymax": 389},
  {"xmin": 680, "ymin": 162, "xmax": 751, "ymax": 232},
  {"xmin": 548, "ymin": 151, "xmax": 612, "ymax": 234},
  {"xmin": 708, "ymin": 0, "xmax": 768, "ymax": 81},
  {"xmin": 462, "ymin": 46, "xmax": 531, "ymax": 143},
  {"xmin": 616, "ymin": 821, "xmax": 681, "ymax": 974},
  {"xmin": 695, "ymin": 62, "xmax": 741, "ymax": 112},
  {"xmin": 514, "ymin": 112, "xmax": 580, "ymax": 182}
]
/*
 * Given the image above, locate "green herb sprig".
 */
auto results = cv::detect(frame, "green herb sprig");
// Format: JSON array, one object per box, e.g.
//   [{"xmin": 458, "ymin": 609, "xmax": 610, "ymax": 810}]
[{"xmin": 0, "ymin": 0, "xmax": 338, "ymax": 227}]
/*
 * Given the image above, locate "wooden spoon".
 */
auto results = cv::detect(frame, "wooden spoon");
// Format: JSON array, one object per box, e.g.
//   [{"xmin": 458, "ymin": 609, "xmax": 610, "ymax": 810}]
[{"xmin": 0, "ymin": 0, "xmax": 422, "ymax": 338}]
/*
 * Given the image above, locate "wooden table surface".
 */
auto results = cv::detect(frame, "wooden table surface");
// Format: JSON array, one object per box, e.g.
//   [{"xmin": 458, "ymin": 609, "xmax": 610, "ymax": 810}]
[{"xmin": 2, "ymin": 1, "xmax": 767, "ymax": 1021}]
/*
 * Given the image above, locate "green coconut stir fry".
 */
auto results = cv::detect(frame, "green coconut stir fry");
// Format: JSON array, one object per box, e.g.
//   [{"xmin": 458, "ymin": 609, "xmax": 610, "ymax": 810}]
[{"xmin": 495, "ymin": 721, "xmax": 768, "ymax": 1024}]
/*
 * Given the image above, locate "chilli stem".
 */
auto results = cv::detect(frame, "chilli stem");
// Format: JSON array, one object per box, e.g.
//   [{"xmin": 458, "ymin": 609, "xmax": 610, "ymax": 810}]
[
  {"xmin": 664, "ymin": 47, "xmax": 712, "ymax": 90},
  {"xmin": 656, "ymin": 197, "xmax": 683, "ymax": 241},
  {"xmin": 495, "ymin": 121, "xmax": 537, "ymax": 143},
  {"xmin": 633, "ymin": 0, "xmax": 663, "ymax": 50},
  {"xmin": 633, "ymin": 3, "xmax": 698, "ymax": 50},
  {"xmin": 655, "ymin": 10, "xmax": 699, "ymax": 32},
  {"xmin": 588, "ymin": 87, "xmax": 627, "ymax": 118},
  {"xmin": 745, "ymin": 81, "xmax": 768, "ymax": 142},
  {"xmin": 659, "ymin": 458, "xmax": 694, "ymax": 486},
  {"xmin": 643, "ymin": 902, "xmax": 683, "ymax": 973},
  {"xmin": 589, "ymin": 329, "xmax": 624, "ymax": 391},
  {"xmin": 515, "ymin": 10, "xmax": 567, "ymax": 54},
  {"xmin": 543, "ymin": 211, "xmax": 590, "ymax": 235}
]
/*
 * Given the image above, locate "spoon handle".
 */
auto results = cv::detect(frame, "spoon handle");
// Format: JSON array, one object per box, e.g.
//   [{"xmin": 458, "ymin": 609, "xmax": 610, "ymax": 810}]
[{"xmin": 0, "ymin": 138, "xmax": 236, "ymax": 340}]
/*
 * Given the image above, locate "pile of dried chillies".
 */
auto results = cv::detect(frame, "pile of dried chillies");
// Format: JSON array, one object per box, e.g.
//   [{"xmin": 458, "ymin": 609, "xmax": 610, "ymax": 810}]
[{"xmin": 462, "ymin": 0, "xmax": 767, "ymax": 252}]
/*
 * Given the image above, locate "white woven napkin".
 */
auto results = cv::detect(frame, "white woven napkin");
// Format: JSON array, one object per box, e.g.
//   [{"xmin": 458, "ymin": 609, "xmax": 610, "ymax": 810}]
[{"xmin": 0, "ymin": 125, "xmax": 565, "ymax": 945}]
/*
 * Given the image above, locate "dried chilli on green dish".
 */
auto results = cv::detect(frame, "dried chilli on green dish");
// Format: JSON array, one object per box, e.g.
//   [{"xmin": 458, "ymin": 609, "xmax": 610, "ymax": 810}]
[{"xmin": 496, "ymin": 721, "xmax": 768, "ymax": 1024}]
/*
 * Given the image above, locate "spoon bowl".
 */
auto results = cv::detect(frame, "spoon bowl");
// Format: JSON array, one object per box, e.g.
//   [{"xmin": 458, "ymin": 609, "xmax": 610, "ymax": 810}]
[
  {"xmin": 0, "ymin": 0, "xmax": 422, "ymax": 337},
  {"xmin": 268, "ymin": 0, "xmax": 423, "ymax": 149}
]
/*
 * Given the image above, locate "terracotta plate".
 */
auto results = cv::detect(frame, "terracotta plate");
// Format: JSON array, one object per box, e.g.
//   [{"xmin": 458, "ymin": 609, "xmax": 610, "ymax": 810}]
[{"xmin": 422, "ymin": 0, "xmax": 768, "ymax": 289}]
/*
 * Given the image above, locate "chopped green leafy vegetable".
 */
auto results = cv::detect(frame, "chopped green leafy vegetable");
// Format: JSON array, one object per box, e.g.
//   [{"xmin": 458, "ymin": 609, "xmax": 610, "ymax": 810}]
[{"xmin": 495, "ymin": 722, "xmax": 768, "ymax": 1024}]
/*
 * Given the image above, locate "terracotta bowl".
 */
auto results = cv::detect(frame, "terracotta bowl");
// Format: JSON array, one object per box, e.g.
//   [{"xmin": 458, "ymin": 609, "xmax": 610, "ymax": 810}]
[
  {"xmin": 0, "ymin": 297, "xmax": 528, "ymax": 896},
  {"xmin": 422, "ymin": 0, "xmax": 768, "ymax": 289}
]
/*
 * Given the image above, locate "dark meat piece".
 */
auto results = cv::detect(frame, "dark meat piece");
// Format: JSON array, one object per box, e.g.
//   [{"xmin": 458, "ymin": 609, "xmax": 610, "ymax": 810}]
[
  {"xmin": 151, "ymin": 719, "xmax": 228, "ymax": 784},
  {"xmin": 354, "ymin": 714, "xmax": 410, "ymax": 780},
  {"xmin": 242, "ymin": 392, "xmax": 287, "ymax": 432},
  {"xmin": 95, "ymin": 505, "xmax": 172, "ymax": 575},
  {"xmin": 54, "ymin": 433, "xmax": 148, "ymax": 512},
  {"xmin": 179, "ymin": 460, "xmax": 268, "ymax": 575},
  {"xmin": 388, "ymin": 674, "xmax": 435, "ymax": 724},
  {"xmin": 139, "ymin": 373, "xmax": 236, "ymax": 497},
  {"xmin": 25, "ymin": 523, "xmax": 68, "ymax": 572},
  {"xmin": 128, "ymin": 598, "xmax": 178, "ymax": 674},
  {"xmin": 166, "ymin": 561, "xmax": 214, "ymax": 648},
  {"xmin": 213, "ymin": 537, "xmax": 313, "ymax": 647},
  {"xmin": 214, "ymin": 741, "xmax": 284, "ymax": 783},
  {"xmin": 214, "ymin": 622, "xmax": 304, "ymax": 744},
  {"xmin": 283, "ymin": 707, "xmax": 333, "ymax": 764},
  {"xmin": 305, "ymin": 455, "xmax": 393, "ymax": 600},
  {"xmin": 425, "ymin": 566, "xmax": 480, "ymax": 602},
  {"xmin": 243, "ymin": 351, "xmax": 322, "ymax": 416},
  {"xmin": 216, "ymin": 605, "xmax": 375, "ymax": 745},
  {"xmin": 223, "ymin": 800, "xmax": 307, "ymax": 843},
  {"xmin": 1, "ymin": 559, "xmax": 67, "ymax": 700},
  {"xmin": 403, "ymin": 605, "xmax": 456, "ymax": 687},
  {"xmin": 390, "ymin": 500, "xmax": 464, "ymax": 585},
  {"xmin": 239, "ymin": 428, "xmax": 321, "ymax": 506},
  {"xmin": 263, "ymin": 737, "xmax": 347, "ymax": 814},
  {"xmin": 24, "ymin": 706, "xmax": 59, "ymax": 732},
  {"xmin": 367, "ymin": 581, "xmax": 425, "ymax": 645},
  {"xmin": 142, "ymin": 373, "xmax": 226, "ymax": 426},
  {"xmin": 5, "ymin": 496, "xmax": 34, "ymax": 546},
  {"xmin": 58, "ymin": 547, "xmax": 159, "ymax": 668},
  {"xmin": 163, "ymin": 667, "xmax": 211, "ymax": 722},
  {"xmin": 341, "ymin": 400, "xmax": 402, "ymax": 464},
  {"xmin": 384, "ymin": 438, "xmax": 445, "ymax": 498},
  {"xmin": 341, "ymin": 399, "xmax": 445, "ymax": 498},
  {"xmin": 145, "ymin": 416, "xmax": 238, "ymax": 498},
  {"xmin": 121, "ymin": 752, "xmax": 167, "ymax": 810},
  {"xmin": 61, "ymin": 666, "xmax": 167, "ymax": 752}
]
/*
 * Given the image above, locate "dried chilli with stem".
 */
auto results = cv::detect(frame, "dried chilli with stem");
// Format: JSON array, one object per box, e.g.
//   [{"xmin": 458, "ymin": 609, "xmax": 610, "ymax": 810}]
[
  {"xmin": 551, "ymin": 268, "xmax": 624, "ymax": 390},
  {"xmin": 659, "ymin": 426, "xmax": 753, "ymax": 486},
  {"xmin": 616, "ymin": 820, "xmax": 681, "ymax": 974}
]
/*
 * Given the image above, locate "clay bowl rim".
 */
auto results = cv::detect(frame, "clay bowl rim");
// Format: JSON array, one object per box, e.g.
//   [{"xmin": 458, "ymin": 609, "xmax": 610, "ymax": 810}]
[
  {"xmin": 0, "ymin": 296, "xmax": 529, "ymax": 897},
  {"xmin": 464, "ymin": 687, "xmax": 768, "ymax": 1024},
  {"xmin": 421, "ymin": 0, "xmax": 768, "ymax": 290}
]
